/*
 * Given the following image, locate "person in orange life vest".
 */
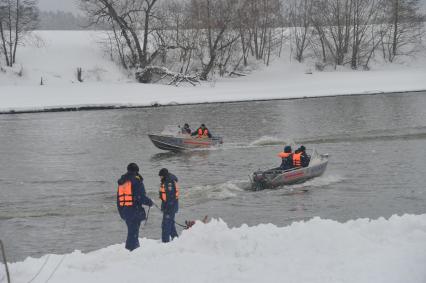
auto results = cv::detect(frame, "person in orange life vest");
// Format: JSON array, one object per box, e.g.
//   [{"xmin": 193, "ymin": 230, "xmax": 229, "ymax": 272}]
[
  {"xmin": 158, "ymin": 168, "xmax": 179, "ymax": 243},
  {"xmin": 191, "ymin": 124, "xmax": 212, "ymax": 138},
  {"xmin": 278, "ymin": 145, "xmax": 293, "ymax": 170},
  {"xmin": 117, "ymin": 163, "xmax": 153, "ymax": 251},
  {"xmin": 298, "ymin": 145, "xmax": 310, "ymax": 167},
  {"xmin": 292, "ymin": 149, "xmax": 302, "ymax": 168}
]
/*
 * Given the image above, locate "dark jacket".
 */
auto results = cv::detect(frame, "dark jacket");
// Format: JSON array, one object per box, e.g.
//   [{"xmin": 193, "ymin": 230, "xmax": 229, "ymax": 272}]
[
  {"xmin": 117, "ymin": 172, "xmax": 153, "ymax": 221},
  {"xmin": 301, "ymin": 152, "xmax": 310, "ymax": 167},
  {"xmin": 279, "ymin": 153, "xmax": 294, "ymax": 170},
  {"xmin": 160, "ymin": 173, "xmax": 179, "ymax": 214},
  {"xmin": 181, "ymin": 126, "xmax": 191, "ymax": 134}
]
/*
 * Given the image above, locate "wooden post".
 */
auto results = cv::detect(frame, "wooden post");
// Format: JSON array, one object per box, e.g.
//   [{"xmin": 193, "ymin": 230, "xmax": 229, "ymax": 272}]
[
  {"xmin": 0, "ymin": 240, "xmax": 11, "ymax": 283},
  {"xmin": 77, "ymin": 67, "xmax": 83, "ymax": 82}
]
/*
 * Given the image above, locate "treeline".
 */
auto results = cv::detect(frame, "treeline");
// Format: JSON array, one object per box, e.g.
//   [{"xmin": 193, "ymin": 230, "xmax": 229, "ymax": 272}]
[
  {"xmin": 1, "ymin": 0, "xmax": 425, "ymax": 82},
  {"xmin": 287, "ymin": 0, "xmax": 425, "ymax": 67},
  {"xmin": 81, "ymin": 0, "xmax": 425, "ymax": 83},
  {"xmin": 38, "ymin": 11, "xmax": 107, "ymax": 30}
]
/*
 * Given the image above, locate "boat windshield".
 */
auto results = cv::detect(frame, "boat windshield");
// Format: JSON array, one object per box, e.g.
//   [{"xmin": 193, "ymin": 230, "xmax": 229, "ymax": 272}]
[
  {"xmin": 309, "ymin": 149, "xmax": 322, "ymax": 165},
  {"xmin": 160, "ymin": 125, "xmax": 183, "ymax": 136}
]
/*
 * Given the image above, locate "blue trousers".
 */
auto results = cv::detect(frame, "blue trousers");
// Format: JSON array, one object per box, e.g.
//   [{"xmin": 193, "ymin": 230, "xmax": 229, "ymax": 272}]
[
  {"xmin": 162, "ymin": 212, "xmax": 178, "ymax": 243},
  {"xmin": 125, "ymin": 217, "xmax": 142, "ymax": 251}
]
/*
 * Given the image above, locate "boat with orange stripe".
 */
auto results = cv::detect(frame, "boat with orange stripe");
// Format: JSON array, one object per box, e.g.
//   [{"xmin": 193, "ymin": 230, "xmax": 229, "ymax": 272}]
[
  {"xmin": 148, "ymin": 134, "xmax": 223, "ymax": 151},
  {"xmin": 250, "ymin": 149, "xmax": 329, "ymax": 190}
]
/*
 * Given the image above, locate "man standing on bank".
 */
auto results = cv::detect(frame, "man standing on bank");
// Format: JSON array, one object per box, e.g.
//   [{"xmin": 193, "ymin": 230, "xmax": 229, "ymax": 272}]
[
  {"xmin": 158, "ymin": 168, "xmax": 180, "ymax": 243},
  {"xmin": 117, "ymin": 163, "xmax": 153, "ymax": 251}
]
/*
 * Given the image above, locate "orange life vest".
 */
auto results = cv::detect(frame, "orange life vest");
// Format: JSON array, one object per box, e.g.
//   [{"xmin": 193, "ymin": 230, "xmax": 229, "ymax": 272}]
[
  {"xmin": 278, "ymin": 152, "xmax": 292, "ymax": 159},
  {"xmin": 293, "ymin": 152, "xmax": 302, "ymax": 167},
  {"xmin": 159, "ymin": 181, "xmax": 180, "ymax": 202},
  {"xmin": 118, "ymin": 181, "xmax": 133, "ymax": 207},
  {"xmin": 198, "ymin": 128, "xmax": 209, "ymax": 138}
]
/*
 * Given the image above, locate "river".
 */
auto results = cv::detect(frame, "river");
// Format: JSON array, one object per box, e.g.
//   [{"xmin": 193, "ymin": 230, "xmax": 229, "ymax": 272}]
[{"xmin": 1, "ymin": 91, "xmax": 426, "ymax": 262}]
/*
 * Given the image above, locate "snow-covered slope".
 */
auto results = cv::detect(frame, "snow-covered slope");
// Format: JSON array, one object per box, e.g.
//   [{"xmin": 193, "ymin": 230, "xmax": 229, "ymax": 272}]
[
  {"xmin": 0, "ymin": 31, "xmax": 129, "ymax": 86},
  {"xmin": 0, "ymin": 31, "xmax": 426, "ymax": 113},
  {"xmin": 8, "ymin": 215, "xmax": 426, "ymax": 283}
]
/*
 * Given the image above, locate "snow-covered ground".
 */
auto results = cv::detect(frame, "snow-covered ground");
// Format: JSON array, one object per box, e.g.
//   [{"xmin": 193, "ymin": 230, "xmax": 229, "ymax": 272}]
[
  {"xmin": 0, "ymin": 31, "xmax": 425, "ymax": 113},
  {"xmin": 6, "ymin": 215, "xmax": 426, "ymax": 283}
]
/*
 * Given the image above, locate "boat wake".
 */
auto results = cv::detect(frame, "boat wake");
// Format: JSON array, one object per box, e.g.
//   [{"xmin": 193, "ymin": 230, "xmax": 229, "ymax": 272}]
[
  {"xmin": 184, "ymin": 180, "xmax": 247, "ymax": 205},
  {"xmin": 299, "ymin": 126, "xmax": 426, "ymax": 145},
  {"xmin": 206, "ymin": 136, "xmax": 290, "ymax": 152},
  {"xmin": 272, "ymin": 174, "xmax": 345, "ymax": 193},
  {"xmin": 228, "ymin": 126, "xmax": 426, "ymax": 151},
  {"xmin": 249, "ymin": 136, "xmax": 289, "ymax": 146}
]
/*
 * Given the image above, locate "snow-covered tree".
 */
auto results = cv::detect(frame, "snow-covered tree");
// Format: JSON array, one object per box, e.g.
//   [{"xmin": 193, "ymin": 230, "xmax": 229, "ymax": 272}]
[
  {"xmin": 0, "ymin": 0, "xmax": 38, "ymax": 67},
  {"xmin": 382, "ymin": 0, "xmax": 424, "ymax": 62}
]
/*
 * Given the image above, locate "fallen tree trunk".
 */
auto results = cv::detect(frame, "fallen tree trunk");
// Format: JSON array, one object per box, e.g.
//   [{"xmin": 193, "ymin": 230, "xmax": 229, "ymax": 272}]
[{"xmin": 135, "ymin": 66, "xmax": 199, "ymax": 86}]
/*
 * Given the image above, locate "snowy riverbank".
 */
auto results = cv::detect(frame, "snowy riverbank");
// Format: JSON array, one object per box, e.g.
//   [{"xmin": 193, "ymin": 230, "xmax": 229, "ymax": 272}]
[
  {"xmin": 6, "ymin": 214, "xmax": 426, "ymax": 283},
  {"xmin": 1, "ymin": 31, "xmax": 426, "ymax": 113}
]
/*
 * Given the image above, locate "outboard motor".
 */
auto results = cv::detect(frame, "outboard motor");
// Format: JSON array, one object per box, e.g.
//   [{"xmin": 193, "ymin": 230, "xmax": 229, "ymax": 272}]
[{"xmin": 251, "ymin": 171, "xmax": 269, "ymax": 191}]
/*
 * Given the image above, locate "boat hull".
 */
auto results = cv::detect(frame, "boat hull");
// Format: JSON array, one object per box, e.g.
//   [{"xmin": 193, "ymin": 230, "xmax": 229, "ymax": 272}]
[{"xmin": 148, "ymin": 134, "xmax": 223, "ymax": 151}]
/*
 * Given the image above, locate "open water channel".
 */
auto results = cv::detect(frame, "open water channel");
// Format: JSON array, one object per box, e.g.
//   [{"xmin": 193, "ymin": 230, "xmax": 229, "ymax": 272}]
[{"xmin": 1, "ymin": 91, "xmax": 426, "ymax": 262}]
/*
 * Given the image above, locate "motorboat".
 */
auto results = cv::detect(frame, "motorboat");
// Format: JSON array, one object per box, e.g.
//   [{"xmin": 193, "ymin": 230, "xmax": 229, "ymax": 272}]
[
  {"xmin": 249, "ymin": 150, "xmax": 329, "ymax": 191},
  {"xmin": 148, "ymin": 134, "xmax": 223, "ymax": 151},
  {"xmin": 148, "ymin": 126, "xmax": 223, "ymax": 151}
]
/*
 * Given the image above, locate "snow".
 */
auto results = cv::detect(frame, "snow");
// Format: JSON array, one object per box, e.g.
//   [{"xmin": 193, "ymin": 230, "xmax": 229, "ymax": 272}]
[
  {"xmin": 5, "ymin": 214, "xmax": 426, "ymax": 283},
  {"xmin": 1, "ymin": 31, "xmax": 426, "ymax": 113}
]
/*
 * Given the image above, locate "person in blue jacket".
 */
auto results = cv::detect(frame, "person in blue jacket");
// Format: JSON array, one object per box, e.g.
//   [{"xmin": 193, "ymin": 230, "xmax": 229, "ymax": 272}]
[
  {"xmin": 278, "ymin": 145, "xmax": 294, "ymax": 170},
  {"xmin": 117, "ymin": 163, "xmax": 153, "ymax": 251},
  {"xmin": 158, "ymin": 168, "xmax": 179, "ymax": 243}
]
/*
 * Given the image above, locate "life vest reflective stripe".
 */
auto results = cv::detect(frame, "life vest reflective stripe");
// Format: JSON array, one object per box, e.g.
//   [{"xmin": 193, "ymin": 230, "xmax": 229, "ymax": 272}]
[
  {"xmin": 198, "ymin": 128, "xmax": 209, "ymax": 138},
  {"xmin": 278, "ymin": 152, "xmax": 291, "ymax": 158},
  {"xmin": 175, "ymin": 182, "xmax": 180, "ymax": 199},
  {"xmin": 293, "ymin": 153, "xmax": 302, "ymax": 167},
  {"xmin": 159, "ymin": 181, "xmax": 179, "ymax": 202},
  {"xmin": 118, "ymin": 181, "xmax": 133, "ymax": 207}
]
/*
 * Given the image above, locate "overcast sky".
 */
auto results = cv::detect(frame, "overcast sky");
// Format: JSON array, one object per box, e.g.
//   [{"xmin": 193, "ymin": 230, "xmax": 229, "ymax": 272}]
[{"xmin": 38, "ymin": 0, "xmax": 426, "ymax": 14}]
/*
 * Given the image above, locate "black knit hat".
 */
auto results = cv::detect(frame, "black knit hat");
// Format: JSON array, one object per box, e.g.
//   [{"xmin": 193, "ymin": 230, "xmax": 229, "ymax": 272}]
[
  {"xmin": 159, "ymin": 168, "xmax": 169, "ymax": 177},
  {"xmin": 127, "ymin": 163, "xmax": 139, "ymax": 173}
]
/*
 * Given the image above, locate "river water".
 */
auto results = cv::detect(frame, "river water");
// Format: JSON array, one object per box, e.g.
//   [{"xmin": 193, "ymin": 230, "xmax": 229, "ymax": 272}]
[{"xmin": 1, "ymin": 91, "xmax": 426, "ymax": 262}]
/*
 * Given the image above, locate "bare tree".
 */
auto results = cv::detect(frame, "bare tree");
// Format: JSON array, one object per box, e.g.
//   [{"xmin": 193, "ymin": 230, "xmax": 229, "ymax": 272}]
[
  {"xmin": 0, "ymin": 0, "xmax": 38, "ymax": 67},
  {"xmin": 349, "ymin": 0, "xmax": 386, "ymax": 69},
  {"xmin": 235, "ymin": 0, "xmax": 252, "ymax": 67},
  {"xmin": 383, "ymin": 0, "xmax": 424, "ymax": 62},
  {"xmin": 188, "ymin": 0, "xmax": 238, "ymax": 80},
  {"xmin": 80, "ymin": 0, "xmax": 162, "ymax": 69},
  {"xmin": 286, "ymin": 0, "xmax": 313, "ymax": 62},
  {"xmin": 311, "ymin": 0, "xmax": 353, "ymax": 67},
  {"xmin": 150, "ymin": 0, "xmax": 200, "ymax": 76}
]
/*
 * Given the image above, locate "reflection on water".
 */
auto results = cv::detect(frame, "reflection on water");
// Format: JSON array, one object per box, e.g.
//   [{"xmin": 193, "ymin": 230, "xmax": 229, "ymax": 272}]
[{"xmin": 1, "ymin": 91, "xmax": 426, "ymax": 261}]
